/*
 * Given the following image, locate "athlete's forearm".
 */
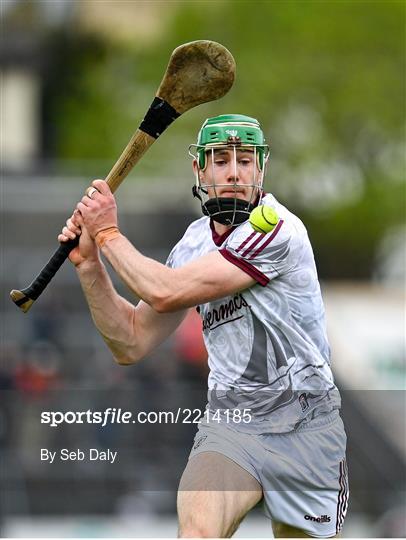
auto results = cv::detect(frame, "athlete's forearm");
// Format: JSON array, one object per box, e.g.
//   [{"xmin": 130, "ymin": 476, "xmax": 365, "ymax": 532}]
[
  {"xmin": 98, "ymin": 233, "xmax": 177, "ymax": 312},
  {"xmin": 98, "ymin": 232, "xmax": 256, "ymax": 312},
  {"xmin": 76, "ymin": 259, "xmax": 140, "ymax": 363}
]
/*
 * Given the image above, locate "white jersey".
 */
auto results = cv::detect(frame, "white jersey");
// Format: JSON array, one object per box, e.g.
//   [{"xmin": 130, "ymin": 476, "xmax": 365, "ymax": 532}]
[{"xmin": 167, "ymin": 194, "xmax": 341, "ymax": 433}]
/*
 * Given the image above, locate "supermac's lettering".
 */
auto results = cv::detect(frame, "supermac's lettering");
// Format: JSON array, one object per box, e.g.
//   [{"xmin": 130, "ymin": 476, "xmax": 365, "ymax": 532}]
[{"xmin": 202, "ymin": 294, "xmax": 249, "ymax": 331}]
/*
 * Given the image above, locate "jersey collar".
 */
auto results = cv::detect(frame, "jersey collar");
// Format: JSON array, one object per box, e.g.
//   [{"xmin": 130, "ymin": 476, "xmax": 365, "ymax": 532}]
[
  {"xmin": 210, "ymin": 218, "xmax": 234, "ymax": 247},
  {"xmin": 209, "ymin": 191, "xmax": 268, "ymax": 246}
]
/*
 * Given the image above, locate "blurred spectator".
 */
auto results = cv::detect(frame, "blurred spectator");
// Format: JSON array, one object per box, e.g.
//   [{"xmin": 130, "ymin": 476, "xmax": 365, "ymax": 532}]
[
  {"xmin": 0, "ymin": 343, "xmax": 21, "ymax": 449},
  {"xmin": 14, "ymin": 340, "xmax": 61, "ymax": 395},
  {"xmin": 28, "ymin": 298, "xmax": 64, "ymax": 349},
  {"xmin": 174, "ymin": 308, "xmax": 208, "ymax": 380}
]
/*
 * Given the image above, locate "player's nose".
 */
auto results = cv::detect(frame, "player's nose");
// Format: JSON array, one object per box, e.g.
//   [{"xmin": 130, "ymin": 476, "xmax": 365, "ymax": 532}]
[{"xmin": 225, "ymin": 162, "xmax": 240, "ymax": 182}]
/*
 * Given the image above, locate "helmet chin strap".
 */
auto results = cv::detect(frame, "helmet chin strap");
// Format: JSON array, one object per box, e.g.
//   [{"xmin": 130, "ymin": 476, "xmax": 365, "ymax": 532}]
[
  {"xmin": 204, "ymin": 197, "xmax": 257, "ymax": 225},
  {"xmin": 192, "ymin": 187, "xmax": 259, "ymax": 226}
]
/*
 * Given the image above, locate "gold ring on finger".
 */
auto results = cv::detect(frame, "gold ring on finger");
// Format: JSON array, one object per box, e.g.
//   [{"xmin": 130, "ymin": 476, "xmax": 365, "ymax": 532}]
[{"xmin": 86, "ymin": 187, "xmax": 98, "ymax": 199}]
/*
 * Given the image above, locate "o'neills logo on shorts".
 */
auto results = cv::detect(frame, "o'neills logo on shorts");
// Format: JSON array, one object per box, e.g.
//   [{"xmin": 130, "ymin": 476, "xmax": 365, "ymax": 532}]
[
  {"xmin": 202, "ymin": 294, "xmax": 249, "ymax": 331},
  {"xmin": 304, "ymin": 514, "xmax": 331, "ymax": 523}
]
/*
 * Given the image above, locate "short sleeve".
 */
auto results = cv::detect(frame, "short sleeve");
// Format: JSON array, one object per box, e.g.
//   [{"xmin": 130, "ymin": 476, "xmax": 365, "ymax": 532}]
[
  {"xmin": 165, "ymin": 242, "xmax": 180, "ymax": 269},
  {"xmin": 165, "ymin": 248, "xmax": 175, "ymax": 269},
  {"xmin": 165, "ymin": 216, "xmax": 210, "ymax": 269},
  {"xmin": 219, "ymin": 218, "xmax": 294, "ymax": 286}
]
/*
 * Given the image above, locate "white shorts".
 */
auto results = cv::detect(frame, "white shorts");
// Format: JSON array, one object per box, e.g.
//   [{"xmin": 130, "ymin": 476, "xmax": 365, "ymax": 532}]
[{"xmin": 188, "ymin": 410, "xmax": 349, "ymax": 538}]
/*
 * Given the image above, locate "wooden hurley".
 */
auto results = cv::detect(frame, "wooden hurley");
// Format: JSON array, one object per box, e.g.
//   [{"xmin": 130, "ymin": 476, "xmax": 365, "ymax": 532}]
[{"xmin": 10, "ymin": 40, "xmax": 236, "ymax": 313}]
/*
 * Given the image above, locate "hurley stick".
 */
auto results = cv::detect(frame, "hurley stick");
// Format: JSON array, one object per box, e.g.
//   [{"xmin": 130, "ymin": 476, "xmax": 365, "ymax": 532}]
[{"xmin": 10, "ymin": 40, "xmax": 236, "ymax": 313}]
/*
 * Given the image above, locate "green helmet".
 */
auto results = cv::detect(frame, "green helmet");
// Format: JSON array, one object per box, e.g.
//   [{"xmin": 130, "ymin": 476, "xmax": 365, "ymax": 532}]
[{"xmin": 196, "ymin": 114, "xmax": 269, "ymax": 170}]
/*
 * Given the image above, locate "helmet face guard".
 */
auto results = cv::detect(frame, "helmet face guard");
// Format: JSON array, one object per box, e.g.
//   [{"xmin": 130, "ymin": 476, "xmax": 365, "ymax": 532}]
[{"xmin": 190, "ymin": 114, "xmax": 270, "ymax": 226}]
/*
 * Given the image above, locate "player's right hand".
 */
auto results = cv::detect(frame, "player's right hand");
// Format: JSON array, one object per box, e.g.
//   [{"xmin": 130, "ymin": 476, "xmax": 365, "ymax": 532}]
[{"xmin": 58, "ymin": 210, "xmax": 99, "ymax": 267}]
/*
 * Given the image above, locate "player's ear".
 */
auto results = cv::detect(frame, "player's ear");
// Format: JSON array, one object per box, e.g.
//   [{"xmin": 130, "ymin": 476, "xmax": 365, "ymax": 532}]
[
  {"xmin": 192, "ymin": 159, "xmax": 205, "ymax": 181},
  {"xmin": 192, "ymin": 159, "xmax": 198, "ymax": 174}
]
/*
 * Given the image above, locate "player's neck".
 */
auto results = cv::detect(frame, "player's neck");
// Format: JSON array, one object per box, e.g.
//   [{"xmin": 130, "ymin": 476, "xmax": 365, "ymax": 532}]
[{"xmin": 213, "ymin": 221, "xmax": 233, "ymax": 236}]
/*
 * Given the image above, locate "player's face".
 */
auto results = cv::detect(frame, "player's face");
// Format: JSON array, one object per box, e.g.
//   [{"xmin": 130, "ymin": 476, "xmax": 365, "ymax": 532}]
[{"xmin": 194, "ymin": 148, "xmax": 263, "ymax": 201}]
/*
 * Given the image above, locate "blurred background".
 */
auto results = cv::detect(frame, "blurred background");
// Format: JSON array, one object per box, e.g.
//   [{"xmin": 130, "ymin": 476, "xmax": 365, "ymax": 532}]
[{"xmin": 1, "ymin": 0, "xmax": 405, "ymax": 537}]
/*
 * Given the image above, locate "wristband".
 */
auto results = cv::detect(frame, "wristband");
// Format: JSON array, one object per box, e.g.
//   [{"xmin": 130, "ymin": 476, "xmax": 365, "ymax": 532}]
[{"xmin": 95, "ymin": 226, "xmax": 121, "ymax": 248}]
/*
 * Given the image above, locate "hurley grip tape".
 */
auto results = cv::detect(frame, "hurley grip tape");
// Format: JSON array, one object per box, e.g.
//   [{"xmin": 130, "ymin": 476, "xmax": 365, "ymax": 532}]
[
  {"xmin": 139, "ymin": 97, "xmax": 180, "ymax": 138},
  {"xmin": 22, "ymin": 238, "xmax": 79, "ymax": 301}
]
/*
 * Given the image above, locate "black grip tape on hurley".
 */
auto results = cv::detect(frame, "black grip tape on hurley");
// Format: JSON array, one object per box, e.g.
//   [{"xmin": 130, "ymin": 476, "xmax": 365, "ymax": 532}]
[
  {"xmin": 139, "ymin": 97, "xmax": 180, "ymax": 139},
  {"xmin": 16, "ymin": 237, "xmax": 79, "ymax": 304}
]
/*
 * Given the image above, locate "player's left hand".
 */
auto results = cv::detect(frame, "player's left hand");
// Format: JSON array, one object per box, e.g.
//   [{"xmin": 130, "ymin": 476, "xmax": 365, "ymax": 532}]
[{"xmin": 76, "ymin": 179, "xmax": 118, "ymax": 239}]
